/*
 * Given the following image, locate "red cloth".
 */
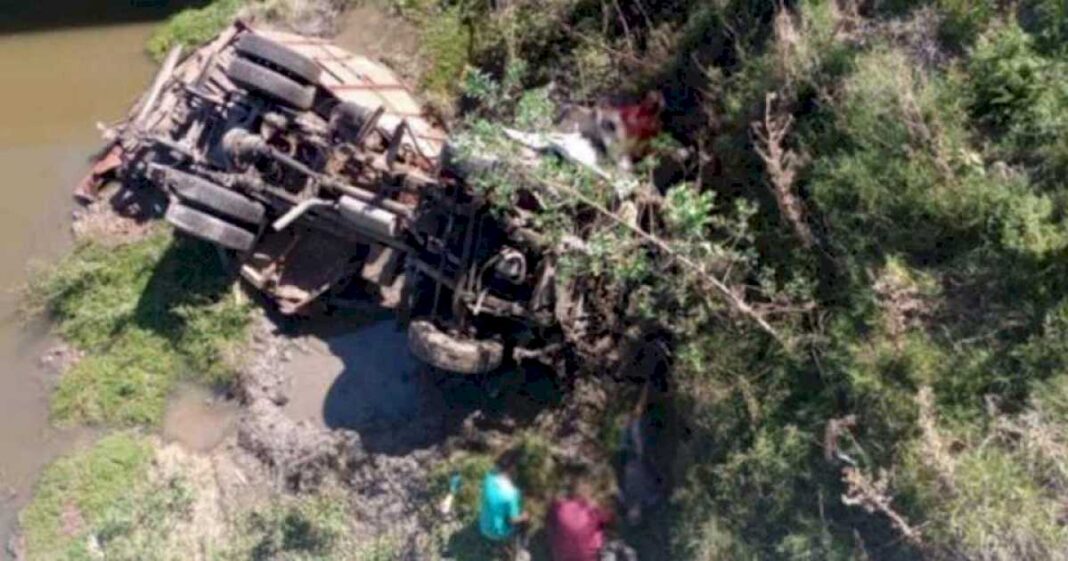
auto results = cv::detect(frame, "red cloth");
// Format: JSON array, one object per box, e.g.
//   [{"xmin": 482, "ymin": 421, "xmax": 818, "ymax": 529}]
[
  {"xmin": 617, "ymin": 94, "xmax": 662, "ymax": 141},
  {"xmin": 547, "ymin": 498, "xmax": 613, "ymax": 561}
]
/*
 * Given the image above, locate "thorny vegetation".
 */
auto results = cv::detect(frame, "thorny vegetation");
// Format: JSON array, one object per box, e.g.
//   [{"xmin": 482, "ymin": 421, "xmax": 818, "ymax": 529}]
[{"xmin": 409, "ymin": 0, "xmax": 1068, "ymax": 558}]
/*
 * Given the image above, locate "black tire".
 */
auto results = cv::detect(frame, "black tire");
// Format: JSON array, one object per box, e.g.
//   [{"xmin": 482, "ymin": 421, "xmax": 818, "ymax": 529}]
[
  {"xmin": 332, "ymin": 101, "xmax": 372, "ymax": 128},
  {"xmin": 235, "ymin": 33, "xmax": 321, "ymax": 85},
  {"xmin": 407, "ymin": 320, "xmax": 504, "ymax": 374},
  {"xmin": 226, "ymin": 57, "xmax": 315, "ymax": 110},
  {"xmin": 165, "ymin": 202, "xmax": 256, "ymax": 252},
  {"xmin": 161, "ymin": 167, "xmax": 265, "ymax": 226}
]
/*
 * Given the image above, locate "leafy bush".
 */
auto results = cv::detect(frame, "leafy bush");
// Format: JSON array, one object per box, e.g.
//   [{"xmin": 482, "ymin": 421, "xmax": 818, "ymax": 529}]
[
  {"xmin": 419, "ymin": 6, "xmax": 472, "ymax": 100},
  {"xmin": 967, "ymin": 21, "xmax": 1046, "ymax": 129},
  {"xmin": 936, "ymin": 0, "xmax": 996, "ymax": 46},
  {"xmin": 429, "ymin": 452, "xmax": 495, "ymax": 525},
  {"xmin": 967, "ymin": 19, "xmax": 1068, "ymax": 188}
]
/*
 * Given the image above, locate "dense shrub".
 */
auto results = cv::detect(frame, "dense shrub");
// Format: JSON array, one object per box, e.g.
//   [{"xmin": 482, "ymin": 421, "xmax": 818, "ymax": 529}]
[{"xmin": 438, "ymin": 0, "xmax": 1068, "ymax": 558}]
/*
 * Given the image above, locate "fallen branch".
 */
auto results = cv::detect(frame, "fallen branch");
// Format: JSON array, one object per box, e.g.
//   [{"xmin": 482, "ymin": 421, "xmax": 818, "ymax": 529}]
[
  {"xmin": 842, "ymin": 467, "xmax": 924, "ymax": 547},
  {"xmin": 533, "ymin": 174, "xmax": 789, "ymax": 347}
]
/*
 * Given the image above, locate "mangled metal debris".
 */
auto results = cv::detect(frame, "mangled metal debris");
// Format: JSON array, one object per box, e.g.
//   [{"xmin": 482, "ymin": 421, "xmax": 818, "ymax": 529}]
[{"xmin": 74, "ymin": 21, "xmax": 568, "ymax": 375}]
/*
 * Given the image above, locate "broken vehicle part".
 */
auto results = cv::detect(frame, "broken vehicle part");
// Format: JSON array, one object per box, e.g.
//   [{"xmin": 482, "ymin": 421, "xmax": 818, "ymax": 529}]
[
  {"xmin": 73, "ymin": 22, "xmax": 571, "ymax": 374},
  {"xmin": 407, "ymin": 319, "xmax": 504, "ymax": 374}
]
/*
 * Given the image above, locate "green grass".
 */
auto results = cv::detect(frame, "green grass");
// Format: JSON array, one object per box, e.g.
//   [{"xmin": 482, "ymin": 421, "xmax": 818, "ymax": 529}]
[
  {"xmin": 30, "ymin": 229, "xmax": 250, "ymax": 426},
  {"xmin": 17, "ymin": 434, "xmax": 197, "ymax": 561},
  {"xmin": 419, "ymin": 6, "xmax": 472, "ymax": 101},
  {"xmin": 146, "ymin": 0, "xmax": 246, "ymax": 61},
  {"xmin": 218, "ymin": 492, "xmax": 359, "ymax": 561}
]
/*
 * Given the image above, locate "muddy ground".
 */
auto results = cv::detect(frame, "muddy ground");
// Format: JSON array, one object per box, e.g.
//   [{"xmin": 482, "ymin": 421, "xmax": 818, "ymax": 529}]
[{"xmin": 25, "ymin": 183, "xmax": 617, "ymax": 560}]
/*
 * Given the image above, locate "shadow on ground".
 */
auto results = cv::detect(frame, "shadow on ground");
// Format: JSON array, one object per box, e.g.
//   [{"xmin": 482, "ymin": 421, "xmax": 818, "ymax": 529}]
[
  {"xmin": 0, "ymin": 0, "xmax": 208, "ymax": 34},
  {"xmin": 273, "ymin": 307, "xmax": 564, "ymax": 456}
]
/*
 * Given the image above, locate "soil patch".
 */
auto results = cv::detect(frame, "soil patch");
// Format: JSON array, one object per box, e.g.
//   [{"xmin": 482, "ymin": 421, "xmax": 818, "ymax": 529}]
[
  {"xmin": 334, "ymin": 4, "xmax": 422, "ymax": 83},
  {"xmin": 162, "ymin": 383, "xmax": 241, "ymax": 453}
]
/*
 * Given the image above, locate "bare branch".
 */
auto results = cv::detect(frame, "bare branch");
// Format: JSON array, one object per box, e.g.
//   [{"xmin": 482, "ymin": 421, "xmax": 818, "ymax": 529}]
[
  {"xmin": 842, "ymin": 467, "xmax": 924, "ymax": 547},
  {"xmin": 532, "ymin": 174, "xmax": 789, "ymax": 347},
  {"xmin": 751, "ymin": 92, "xmax": 817, "ymax": 249}
]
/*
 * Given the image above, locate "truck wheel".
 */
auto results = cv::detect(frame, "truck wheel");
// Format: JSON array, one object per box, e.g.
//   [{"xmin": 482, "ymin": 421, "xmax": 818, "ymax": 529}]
[
  {"xmin": 235, "ymin": 33, "xmax": 321, "ymax": 85},
  {"xmin": 160, "ymin": 167, "xmax": 265, "ymax": 226},
  {"xmin": 407, "ymin": 320, "xmax": 504, "ymax": 374},
  {"xmin": 226, "ymin": 57, "xmax": 315, "ymax": 110},
  {"xmin": 165, "ymin": 202, "xmax": 256, "ymax": 252}
]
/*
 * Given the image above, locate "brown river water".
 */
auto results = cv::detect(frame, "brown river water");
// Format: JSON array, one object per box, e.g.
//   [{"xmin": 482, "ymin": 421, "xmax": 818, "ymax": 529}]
[{"xmin": 0, "ymin": 12, "xmax": 195, "ymax": 553}]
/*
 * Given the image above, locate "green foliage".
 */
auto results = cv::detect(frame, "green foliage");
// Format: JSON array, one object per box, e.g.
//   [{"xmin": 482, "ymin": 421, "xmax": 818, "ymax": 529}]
[
  {"xmin": 51, "ymin": 333, "xmax": 179, "ymax": 426},
  {"xmin": 420, "ymin": 6, "xmax": 472, "ymax": 99},
  {"xmin": 146, "ymin": 0, "xmax": 245, "ymax": 61},
  {"xmin": 30, "ymin": 230, "xmax": 251, "ymax": 426},
  {"xmin": 664, "ymin": 184, "xmax": 716, "ymax": 241},
  {"xmin": 1020, "ymin": 0, "xmax": 1068, "ymax": 55},
  {"xmin": 429, "ymin": 452, "xmax": 495, "ymax": 525},
  {"xmin": 897, "ymin": 391, "xmax": 1068, "ymax": 560},
  {"xmin": 966, "ymin": 19, "xmax": 1068, "ymax": 188},
  {"xmin": 968, "ymin": 21, "xmax": 1046, "ymax": 129},
  {"xmin": 442, "ymin": 0, "xmax": 1068, "ymax": 557},
  {"xmin": 936, "ymin": 0, "xmax": 996, "ymax": 46},
  {"xmin": 87, "ymin": 476, "xmax": 195, "ymax": 561},
  {"xmin": 514, "ymin": 86, "xmax": 554, "ymax": 131},
  {"xmin": 18, "ymin": 434, "xmax": 195, "ymax": 561},
  {"xmin": 513, "ymin": 432, "xmax": 558, "ymax": 518}
]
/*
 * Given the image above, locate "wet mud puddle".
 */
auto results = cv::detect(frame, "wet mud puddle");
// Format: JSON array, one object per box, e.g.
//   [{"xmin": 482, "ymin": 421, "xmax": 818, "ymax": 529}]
[
  {"xmin": 282, "ymin": 320, "xmax": 422, "ymax": 431},
  {"xmin": 162, "ymin": 384, "xmax": 242, "ymax": 453}
]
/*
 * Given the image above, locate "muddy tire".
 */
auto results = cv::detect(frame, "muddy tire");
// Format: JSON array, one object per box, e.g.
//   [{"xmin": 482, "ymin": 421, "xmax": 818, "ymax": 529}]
[
  {"xmin": 407, "ymin": 320, "xmax": 504, "ymax": 374},
  {"xmin": 235, "ymin": 33, "xmax": 321, "ymax": 85},
  {"xmin": 161, "ymin": 167, "xmax": 265, "ymax": 226},
  {"xmin": 165, "ymin": 202, "xmax": 256, "ymax": 252},
  {"xmin": 226, "ymin": 57, "xmax": 315, "ymax": 110}
]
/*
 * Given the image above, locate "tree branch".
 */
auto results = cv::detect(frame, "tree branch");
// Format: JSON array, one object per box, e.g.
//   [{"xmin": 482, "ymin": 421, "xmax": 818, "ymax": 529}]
[{"xmin": 533, "ymin": 174, "xmax": 789, "ymax": 347}]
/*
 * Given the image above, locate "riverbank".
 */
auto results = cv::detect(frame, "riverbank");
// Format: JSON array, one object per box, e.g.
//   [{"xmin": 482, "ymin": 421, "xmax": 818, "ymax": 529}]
[
  {"xmin": 0, "ymin": 20, "xmax": 165, "ymax": 554},
  {"xmin": 15, "ymin": 195, "xmax": 624, "ymax": 559},
  {"xmin": 7, "ymin": 4, "xmax": 616, "ymax": 559}
]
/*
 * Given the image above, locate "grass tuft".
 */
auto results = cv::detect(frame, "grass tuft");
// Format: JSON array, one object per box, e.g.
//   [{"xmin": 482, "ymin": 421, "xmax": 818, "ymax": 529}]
[
  {"xmin": 146, "ymin": 0, "xmax": 246, "ymax": 61},
  {"xmin": 29, "ymin": 229, "xmax": 250, "ymax": 426},
  {"xmin": 17, "ymin": 434, "xmax": 191, "ymax": 560}
]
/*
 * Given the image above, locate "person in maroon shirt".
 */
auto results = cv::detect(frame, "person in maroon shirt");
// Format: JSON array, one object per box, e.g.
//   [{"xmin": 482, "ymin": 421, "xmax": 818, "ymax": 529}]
[{"xmin": 547, "ymin": 479, "xmax": 615, "ymax": 561}]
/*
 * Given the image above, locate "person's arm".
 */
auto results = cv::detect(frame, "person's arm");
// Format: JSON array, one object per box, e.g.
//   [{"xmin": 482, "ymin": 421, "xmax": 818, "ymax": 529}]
[
  {"xmin": 626, "ymin": 382, "xmax": 652, "ymax": 457},
  {"xmin": 633, "ymin": 382, "xmax": 650, "ymax": 417},
  {"xmin": 595, "ymin": 503, "xmax": 616, "ymax": 528},
  {"xmin": 509, "ymin": 492, "xmax": 529, "ymax": 524}
]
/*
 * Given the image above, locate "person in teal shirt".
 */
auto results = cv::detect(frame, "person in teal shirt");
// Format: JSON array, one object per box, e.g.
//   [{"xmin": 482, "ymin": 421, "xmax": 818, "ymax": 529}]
[{"xmin": 479, "ymin": 449, "xmax": 528, "ymax": 544}]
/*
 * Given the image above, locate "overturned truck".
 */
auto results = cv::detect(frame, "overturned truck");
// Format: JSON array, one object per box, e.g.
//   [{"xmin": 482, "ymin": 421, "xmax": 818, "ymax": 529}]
[{"xmin": 76, "ymin": 22, "xmax": 562, "ymax": 375}]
